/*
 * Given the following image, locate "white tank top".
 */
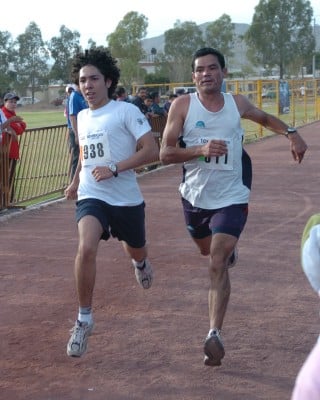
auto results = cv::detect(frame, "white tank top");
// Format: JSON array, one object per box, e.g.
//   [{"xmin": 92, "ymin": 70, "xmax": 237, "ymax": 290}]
[{"xmin": 179, "ymin": 92, "xmax": 250, "ymax": 209}]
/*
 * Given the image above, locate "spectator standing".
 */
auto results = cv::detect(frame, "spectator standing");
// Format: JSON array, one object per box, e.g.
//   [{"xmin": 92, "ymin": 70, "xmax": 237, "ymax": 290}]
[
  {"xmin": 163, "ymin": 93, "xmax": 177, "ymax": 113},
  {"xmin": 68, "ymin": 83, "xmax": 88, "ymax": 180},
  {"xmin": 1, "ymin": 93, "xmax": 26, "ymax": 202},
  {"xmin": 64, "ymin": 84, "xmax": 76, "ymax": 180},
  {"xmin": 0, "ymin": 108, "xmax": 21, "ymax": 134},
  {"xmin": 143, "ymin": 94, "xmax": 156, "ymax": 119},
  {"xmin": 160, "ymin": 47, "xmax": 307, "ymax": 367},
  {"xmin": 131, "ymin": 86, "xmax": 149, "ymax": 115},
  {"xmin": 64, "ymin": 48, "xmax": 158, "ymax": 358},
  {"xmin": 150, "ymin": 92, "xmax": 167, "ymax": 117},
  {"xmin": 175, "ymin": 88, "xmax": 186, "ymax": 96},
  {"xmin": 64, "ymin": 84, "xmax": 75, "ymax": 117},
  {"xmin": 115, "ymin": 86, "xmax": 129, "ymax": 102}
]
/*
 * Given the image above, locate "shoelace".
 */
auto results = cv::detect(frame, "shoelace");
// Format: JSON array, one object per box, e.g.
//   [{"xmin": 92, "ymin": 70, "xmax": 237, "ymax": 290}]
[{"xmin": 70, "ymin": 322, "xmax": 88, "ymax": 343}]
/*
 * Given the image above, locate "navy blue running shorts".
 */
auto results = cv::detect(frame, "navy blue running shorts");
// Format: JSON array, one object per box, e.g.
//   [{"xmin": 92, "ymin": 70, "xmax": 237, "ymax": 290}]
[
  {"xmin": 181, "ymin": 197, "xmax": 248, "ymax": 239},
  {"xmin": 76, "ymin": 198, "xmax": 146, "ymax": 248}
]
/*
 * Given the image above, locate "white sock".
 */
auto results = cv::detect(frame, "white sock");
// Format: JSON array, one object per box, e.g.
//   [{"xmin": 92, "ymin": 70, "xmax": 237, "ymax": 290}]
[
  {"xmin": 209, "ymin": 328, "xmax": 220, "ymax": 336},
  {"xmin": 78, "ymin": 306, "xmax": 93, "ymax": 324},
  {"xmin": 132, "ymin": 259, "xmax": 145, "ymax": 269}
]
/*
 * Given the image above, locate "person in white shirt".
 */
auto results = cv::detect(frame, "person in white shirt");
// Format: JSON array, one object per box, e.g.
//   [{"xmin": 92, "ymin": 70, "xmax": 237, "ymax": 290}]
[{"xmin": 64, "ymin": 48, "xmax": 159, "ymax": 358}]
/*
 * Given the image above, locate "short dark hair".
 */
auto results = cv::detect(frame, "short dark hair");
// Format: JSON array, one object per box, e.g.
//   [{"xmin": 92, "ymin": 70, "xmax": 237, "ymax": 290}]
[
  {"xmin": 71, "ymin": 47, "xmax": 120, "ymax": 98},
  {"xmin": 150, "ymin": 91, "xmax": 159, "ymax": 100},
  {"xmin": 137, "ymin": 86, "xmax": 147, "ymax": 94},
  {"xmin": 191, "ymin": 48, "xmax": 225, "ymax": 71},
  {"xmin": 115, "ymin": 86, "xmax": 127, "ymax": 97}
]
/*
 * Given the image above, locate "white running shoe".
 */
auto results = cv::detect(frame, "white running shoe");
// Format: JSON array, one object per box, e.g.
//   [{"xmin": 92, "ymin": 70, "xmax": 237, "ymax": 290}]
[
  {"xmin": 203, "ymin": 329, "xmax": 225, "ymax": 366},
  {"xmin": 134, "ymin": 259, "xmax": 153, "ymax": 289},
  {"xmin": 67, "ymin": 320, "xmax": 94, "ymax": 357}
]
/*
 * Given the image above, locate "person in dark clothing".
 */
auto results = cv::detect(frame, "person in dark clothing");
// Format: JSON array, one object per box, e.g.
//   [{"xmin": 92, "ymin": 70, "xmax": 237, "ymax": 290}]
[
  {"xmin": 115, "ymin": 86, "xmax": 129, "ymax": 102},
  {"xmin": 68, "ymin": 84, "xmax": 88, "ymax": 180},
  {"xmin": 150, "ymin": 92, "xmax": 167, "ymax": 117},
  {"xmin": 164, "ymin": 93, "xmax": 177, "ymax": 113},
  {"xmin": 131, "ymin": 86, "xmax": 149, "ymax": 115}
]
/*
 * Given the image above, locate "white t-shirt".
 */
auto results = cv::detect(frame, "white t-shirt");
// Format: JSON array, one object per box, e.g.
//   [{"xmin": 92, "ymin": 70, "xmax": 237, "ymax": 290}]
[{"xmin": 77, "ymin": 100, "xmax": 151, "ymax": 206}]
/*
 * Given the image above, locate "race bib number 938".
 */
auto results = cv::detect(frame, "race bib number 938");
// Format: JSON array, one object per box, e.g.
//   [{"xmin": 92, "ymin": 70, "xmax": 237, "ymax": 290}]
[{"xmin": 79, "ymin": 130, "xmax": 111, "ymax": 166}]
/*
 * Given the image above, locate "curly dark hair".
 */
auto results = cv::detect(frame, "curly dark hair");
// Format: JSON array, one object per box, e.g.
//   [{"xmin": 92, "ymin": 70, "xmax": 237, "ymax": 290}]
[{"xmin": 70, "ymin": 47, "xmax": 120, "ymax": 98}]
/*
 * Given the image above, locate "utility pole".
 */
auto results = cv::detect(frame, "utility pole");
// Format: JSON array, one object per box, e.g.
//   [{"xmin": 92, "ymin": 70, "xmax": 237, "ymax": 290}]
[
  {"xmin": 313, "ymin": 18, "xmax": 316, "ymax": 78},
  {"xmin": 313, "ymin": 17, "xmax": 320, "ymax": 78}
]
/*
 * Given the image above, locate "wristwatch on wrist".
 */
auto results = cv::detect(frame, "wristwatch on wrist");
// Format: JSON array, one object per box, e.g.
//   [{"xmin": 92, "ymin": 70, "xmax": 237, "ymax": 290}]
[
  {"xmin": 108, "ymin": 162, "xmax": 118, "ymax": 177},
  {"xmin": 285, "ymin": 127, "xmax": 297, "ymax": 137}
]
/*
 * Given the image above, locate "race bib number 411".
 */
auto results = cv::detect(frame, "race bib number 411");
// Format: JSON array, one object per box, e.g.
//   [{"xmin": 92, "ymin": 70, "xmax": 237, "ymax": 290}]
[{"xmin": 198, "ymin": 138, "xmax": 233, "ymax": 170}]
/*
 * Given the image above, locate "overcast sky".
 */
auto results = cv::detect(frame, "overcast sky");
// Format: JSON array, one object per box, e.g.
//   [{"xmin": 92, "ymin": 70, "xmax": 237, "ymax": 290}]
[{"xmin": 3, "ymin": 0, "xmax": 320, "ymax": 47}]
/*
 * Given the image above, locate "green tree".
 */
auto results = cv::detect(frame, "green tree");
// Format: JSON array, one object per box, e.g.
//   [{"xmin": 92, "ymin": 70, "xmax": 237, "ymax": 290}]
[
  {"xmin": 120, "ymin": 59, "xmax": 147, "ymax": 87},
  {"xmin": 48, "ymin": 25, "xmax": 81, "ymax": 83},
  {"xmin": 144, "ymin": 52, "xmax": 172, "ymax": 85},
  {"xmin": 316, "ymin": 51, "xmax": 320, "ymax": 71},
  {"xmin": 164, "ymin": 21, "xmax": 205, "ymax": 82},
  {"xmin": 87, "ymin": 38, "xmax": 97, "ymax": 49},
  {"xmin": 245, "ymin": 0, "xmax": 315, "ymax": 78},
  {"xmin": 204, "ymin": 14, "xmax": 236, "ymax": 61},
  {"xmin": 107, "ymin": 11, "xmax": 148, "ymax": 85},
  {"xmin": 0, "ymin": 31, "xmax": 16, "ymax": 96},
  {"xmin": 144, "ymin": 72, "xmax": 169, "ymax": 85},
  {"xmin": 13, "ymin": 22, "xmax": 49, "ymax": 102}
]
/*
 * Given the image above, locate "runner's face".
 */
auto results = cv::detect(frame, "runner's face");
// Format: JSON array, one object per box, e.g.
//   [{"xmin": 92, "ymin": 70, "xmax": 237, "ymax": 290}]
[
  {"xmin": 192, "ymin": 54, "xmax": 226, "ymax": 94},
  {"xmin": 79, "ymin": 65, "xmax": 111, "ymax": 110}
]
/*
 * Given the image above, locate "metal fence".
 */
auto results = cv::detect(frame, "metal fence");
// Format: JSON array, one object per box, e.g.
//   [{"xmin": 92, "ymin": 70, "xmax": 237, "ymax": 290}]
[
  {"xmin": 1, "ymin": 124, "xmax": 71, "ymax": 209},
  {"xmin": 0, "ymin": 123, "xmax": 162, "ymax": 210},
  {"xmin": 133, "ymin": 78, "xmax": 320, "ymax": 136},
  {"xmin": 0, "ymin": 138, "xmax": 11, "ymax": 207},
  {"xmin": 1, "ymin": 78, "xmax": 320, "ymax": 211}
]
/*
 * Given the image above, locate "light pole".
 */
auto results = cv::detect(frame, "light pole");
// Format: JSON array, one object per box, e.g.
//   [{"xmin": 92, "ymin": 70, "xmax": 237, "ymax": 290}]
[
  {"xmin": 313, "ymin": 18, "xmax": 316, "ymax": 77},
  {"xmin": 313, "ymin": 17, "xmax": 319, "ymax": 78}
]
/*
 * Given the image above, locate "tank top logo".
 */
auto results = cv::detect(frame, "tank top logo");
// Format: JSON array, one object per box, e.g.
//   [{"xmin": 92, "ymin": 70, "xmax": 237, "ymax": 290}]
[{"xmin": 195, "ymin": 120, "xmax": 205, "ymax": 128}]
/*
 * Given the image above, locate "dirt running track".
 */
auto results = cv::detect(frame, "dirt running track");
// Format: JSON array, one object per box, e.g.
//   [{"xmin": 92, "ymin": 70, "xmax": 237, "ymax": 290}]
[{"xmin": 1, "ymin": 122, "xmax": 320, "ymax": 400}]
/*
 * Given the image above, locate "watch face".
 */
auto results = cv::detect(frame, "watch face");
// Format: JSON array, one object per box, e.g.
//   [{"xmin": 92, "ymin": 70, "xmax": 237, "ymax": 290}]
[
  {"xmin": 287, "ymin": 128, "xmax": 297, "ymax": 133},
  {"xmin": 108, "ymin": 163, "xmax": 118, "ymax": 176},
  {"xmin": 109, "ymin": 164, "xmax": 116, "ymax": 172}
]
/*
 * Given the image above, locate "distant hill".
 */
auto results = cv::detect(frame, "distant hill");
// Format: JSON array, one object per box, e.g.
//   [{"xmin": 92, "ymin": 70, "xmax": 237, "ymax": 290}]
[
  {"xmin": 141, "ymin": 22, "xmax": 252, "ymax": 73},
  {"xmin": 141, "ymin": 22, "xmax": 320, "ymax": 75}
]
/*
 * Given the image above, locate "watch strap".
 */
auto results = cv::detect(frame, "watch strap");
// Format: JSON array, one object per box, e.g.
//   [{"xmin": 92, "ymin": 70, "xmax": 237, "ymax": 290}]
[
  {"xmin": 285, "ymin": 128, "xmax": 297, "ymax": 137},
  {"xmin": 108, "ymin": 163, "xmax": 118, "ymax": 177}
]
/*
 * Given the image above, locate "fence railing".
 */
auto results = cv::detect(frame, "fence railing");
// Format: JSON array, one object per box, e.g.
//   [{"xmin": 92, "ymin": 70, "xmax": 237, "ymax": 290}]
[
  {"xmin": 136, "ymin": 78, "xmax": 320, "ymax": 137},
  {"xmin": 1, "ymin": 78, "xmax": 320, "ymax": 211},
  {"xmin": 0, "ymin": 138, "xmax": 11, "ymax": 208},
  {"xmin": 0, "ymin": 123, "xmax": 163, "ymax": 211},
  {"xmin": 3, "ymin": 125, "xmax": 71, "ymax": 209}
]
